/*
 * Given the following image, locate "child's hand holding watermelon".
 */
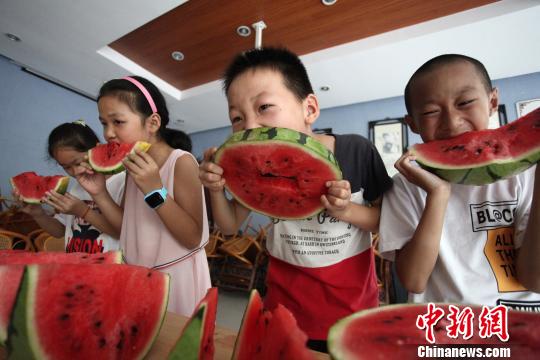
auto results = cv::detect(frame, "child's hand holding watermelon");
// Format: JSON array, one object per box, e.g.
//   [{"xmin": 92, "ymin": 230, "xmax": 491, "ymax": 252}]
[
  {"xmin": 199, "ymin": 147, "xmax": 226, "ymax": 193},
  {"xmin": 42, "ymin": 191, "xmax": 88, "ymax": 218}
]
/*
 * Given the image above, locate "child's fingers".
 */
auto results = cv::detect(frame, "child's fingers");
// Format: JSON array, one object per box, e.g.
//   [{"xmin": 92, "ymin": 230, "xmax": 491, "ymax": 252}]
[
  {"xmin": 135, "ymin": 150, "xmax": 155, "ymax": 166},
  {"xmin": 203, "ymin": 147, "xmax": 218, "ymax": 162}
]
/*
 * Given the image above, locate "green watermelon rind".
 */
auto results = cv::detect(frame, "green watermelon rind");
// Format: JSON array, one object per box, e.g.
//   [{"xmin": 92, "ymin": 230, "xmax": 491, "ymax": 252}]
[
  {"xmin": 7, "ymin": 265, "xmax": 170, "ymax": 360},
  {"xmin": 214, "ymin": 127, "xmax": 343, "ymax": 220},
  {"xmin": 10, "ymin": 175, "xmax": 70, "ymax": 204},
  {"xmin": 88, "ymin": 141, "xmax": 151, "ymax": 175},
  {"xmin": 168, "ymin": 306, "xmax": 205, "ymax": 360},
  {"xmin": 412, "ymin": 149, "xmax": 540, "ymax": 186}
]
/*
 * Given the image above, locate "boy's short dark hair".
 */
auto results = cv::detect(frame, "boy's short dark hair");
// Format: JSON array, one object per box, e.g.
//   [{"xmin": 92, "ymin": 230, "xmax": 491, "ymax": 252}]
[
  {"xmin": 223, "ymin": 47, "xmax": 314, "ymax": 101},
  {"xmin": 404, "ymin": 54, "xmax": 493, "ymax": 114}
]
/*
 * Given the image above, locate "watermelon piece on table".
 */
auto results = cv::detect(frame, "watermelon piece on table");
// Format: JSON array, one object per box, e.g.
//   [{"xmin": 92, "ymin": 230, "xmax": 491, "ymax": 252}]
[
  {"xmin": 328, "ymin": 303, "xmax": 540, "ymax": 360},
  {"xmin": 232, "ymin": 289, "xmax": 315, "ymax": 360},
  {"xmin": 88, "ymin": 141, "xmax": 151, "ymax": 174},
  {"xmin": 7, "ymin": 263, "xmax": 169, "ymax": 359},
  {"xmin": 0, "ymin": 251, "xmax": 122, "ymax": 346},
  {"xmin": 168, "ymin": 287, "xmax": 218, "ymax": 360},
  {"xmin": 10, "ymin": 172, "xmax": 69, "ymax": 204},
  {"xmin": 410, "ymin": 107, "xmax": 540, "ymax": 185},
  {"xmin": 214, "ymin": 127, "xmax": 342, "ymax": 220},
  {"xmin": 0, "ymin": 250, "xmax": 123, "ymax": 265}
]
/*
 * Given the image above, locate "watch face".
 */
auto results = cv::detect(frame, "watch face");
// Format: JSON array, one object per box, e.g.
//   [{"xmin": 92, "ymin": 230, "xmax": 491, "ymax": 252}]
[{"xmin": 145, "ymin": 192, "xmax": 164, "ymax": 208}]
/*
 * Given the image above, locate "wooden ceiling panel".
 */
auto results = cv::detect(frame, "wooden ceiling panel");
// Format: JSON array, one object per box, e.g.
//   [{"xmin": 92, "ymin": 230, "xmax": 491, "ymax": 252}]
[{"xmin": 110, "ymin": 0, "xmax": 496, "ymax": 90}]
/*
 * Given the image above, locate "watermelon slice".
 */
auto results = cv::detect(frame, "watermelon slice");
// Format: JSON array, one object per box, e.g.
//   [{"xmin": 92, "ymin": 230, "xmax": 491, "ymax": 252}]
[
  {"xmin": 214, "ymin": 127, "xmax": 342, "ymax": 219},
  {"xmin": 168, "ymin": 287, "xmax": 218, "ymax": 360},
  {"xmin": 7, "ymin": 263, "xmax": 169, "ymax": 359},
  {"xmin": 410, "ymin": 107, "xmax": 540, "ymax": 185},
  {"xmin": 0, "ymin": 251, "xmax": 122, "ymax": 347},
  {"xmin": 10, "ymin": 172, "xmax": 69, "ymax": 204},
  {"xmin": 0, "ymin": 250, "xmax": 123, "ymax": 265},
  {"xmin": 328, "ymin": 303, "xmax": 540, "ymax": 360},
  {"xmin": 232, "ymin": 290, "xmax": 315, "ymax": 360},
  {"xmin": 88, "ymin": 141, "xmax": 151, "ymax": 174}
]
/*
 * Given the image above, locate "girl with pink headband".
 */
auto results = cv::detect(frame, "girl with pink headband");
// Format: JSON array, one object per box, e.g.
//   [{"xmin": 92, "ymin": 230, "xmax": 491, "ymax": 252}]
[{"xmin": 78, "ymin": 75, "xmax": 211, "ymax": 316}]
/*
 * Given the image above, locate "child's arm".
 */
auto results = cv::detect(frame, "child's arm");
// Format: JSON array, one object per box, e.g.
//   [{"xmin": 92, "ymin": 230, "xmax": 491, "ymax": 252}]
[
  {"xmin": 516, "ymin": 165, "xmax": 540, "ymax": 292},
  {"xmin": 44, "ymin": 191, "xmax": 120, "ymax": 239},
  {"xmin": 199, "ymin": 147, "xmax": 251, "ymax": 235},
  {"xmin": 321, "ymin": 180, "xmax": 381, "ymax": 232},
  {"xmin": 393, "ymin": 152, "xmax": 451, "ymax": 294},
  {"xmin": 76, "ymin": 171, "xmax": 124, "ymax": 234},
  {"xmin": 13, "ymin": 191, "xmax": 65, "ymax": 237}
]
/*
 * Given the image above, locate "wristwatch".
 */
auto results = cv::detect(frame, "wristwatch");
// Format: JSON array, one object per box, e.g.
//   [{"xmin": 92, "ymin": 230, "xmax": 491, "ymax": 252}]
[{"xmin": 144, "ymin": 187, "xmax": 167, "ymax": 209}]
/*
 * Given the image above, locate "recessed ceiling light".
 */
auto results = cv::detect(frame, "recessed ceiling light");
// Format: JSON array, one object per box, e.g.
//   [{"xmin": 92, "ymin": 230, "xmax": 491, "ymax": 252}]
[
  {"xmin": 171, "ymin": 51, "xmax": 184, "ymax": 61},
  {"xmin": 5, "ymin": 33, "xmax": 21, "ymax": 42},
  {"xmin": 236, "ymin": 25, "xmax": 251, "ymax": 37},
  {"xmin": 321, "ymin": 0, "xmax": 337, "ymax": 5},
  {"xmin": 320, "ymin": 86, "xmax": 330, "ymax": 91}
]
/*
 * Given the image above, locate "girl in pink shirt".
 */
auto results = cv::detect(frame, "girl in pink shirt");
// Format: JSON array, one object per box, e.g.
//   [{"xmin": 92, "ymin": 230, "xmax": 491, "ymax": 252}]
[{"xmin": 79, "ymin": 76, "xmax": 211, "ymax": 316}]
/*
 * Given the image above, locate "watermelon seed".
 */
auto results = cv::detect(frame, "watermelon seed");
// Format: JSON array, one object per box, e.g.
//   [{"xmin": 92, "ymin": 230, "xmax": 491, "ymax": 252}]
[
  {"xmin": 59, "ymin": 313, "xmax": 70, "ymax": 321},
  {"xmin": 64, "ymin": 291, "xmax": 75, "ymax": 298},
  {"xmin": 475, "ymin": 148, "xmax": 483, "ymax": 155},
  {"xmin": 99, "ymin": 338, "xmax": 107, "ymax": 348},
  {"xmin": 434, "ymin": 325, "xmax": 444, "ymax": 332},
  {"xmin": 374, "ymin": 336, "xmax": 388, "ymax": 343},
  {"xmin": 95, "ymin": 321, "xmax": 102, "ymax": 328},
  {"xmin": 147, "ymin": 272, "xmax": 153, "ymax": 277},
  {"xmin": 116, "ymin": 340, "xmax": 123, "ymax": 350},
  {"xmin": 256, "ymin": 345, "xmax": 262, "ymax": 353},
  {"xmin": 75, "ymin": 284, "xmax": 85, "ymax": 290},
  {"xmin": 394, "ymin": 315, "xmax": 403, "ymax": 321},
  {"xmin": 382, "ymin": 319, "xmax": 394, "ymax": 324},
  {"xmin": 131, "ymin": 326, "xmax": 138, "ymax": 336}
]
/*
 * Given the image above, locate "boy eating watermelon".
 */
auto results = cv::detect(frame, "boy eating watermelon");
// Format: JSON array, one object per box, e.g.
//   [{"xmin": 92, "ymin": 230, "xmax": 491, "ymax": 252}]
[
  {"xmin": 199, "ymin": 47, "xmax": 392, "ymax": 352},
  {"xmin": 379, "ymin": 54, "xmax": 540, "ymax": 309}
]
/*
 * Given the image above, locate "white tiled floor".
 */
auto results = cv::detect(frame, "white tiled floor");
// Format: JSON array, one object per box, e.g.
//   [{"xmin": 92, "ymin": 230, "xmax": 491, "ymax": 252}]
[{"xmin": 215, "ymin": 289, "xmax": 250, "ymax": 332}]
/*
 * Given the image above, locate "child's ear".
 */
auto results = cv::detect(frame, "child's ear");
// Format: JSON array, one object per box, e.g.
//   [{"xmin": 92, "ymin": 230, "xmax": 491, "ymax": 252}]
[
  {"xmin": 488, "ymin": 87, "xmax": 499, "ymax": 116},
  {"xmin": 304, "ymin": 94, "xmax": 320, "ymax": 126},
  {"xmin": 404, "ymin": 114, "xmax": 419, "ymax": 134},
  {"xmin": 146, "ymin": 113, "xmax": 162, "ymax": 134}
]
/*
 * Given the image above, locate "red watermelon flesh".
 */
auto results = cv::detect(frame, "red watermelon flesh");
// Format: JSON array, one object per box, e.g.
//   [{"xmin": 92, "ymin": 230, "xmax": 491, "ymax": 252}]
[
  {"xmin": 0, "ymin": 251, "xmax": 122, "ymax": 347},
  {"xmin": 168, "ymin": 287, "xmax": 218, "ymax": 359},
  {"xmin": 232, "ymin": 290, "xmax": 315, "ymax": 360},
  {"xmin": 88, "ymin": 141, "xmax": 151, "ymax": 174},
  {"xmin": 0, "ymin": 250, "xmax": 123, "ymax": 265},
  {"xmin": 10, "ymin": 171, "xmax": 69, "ymax": 204},
  {"xmin": 410, "ymin": 107, "xmax": 540, "ymax": 185},
  {"xmin": 328, "ymin": 304, "xmax": 540, "ymax": 360},
  {"xmin": 8, "ymin": 263, "xmax": 169, "ymax": 359},
  {"xmin": 0, "ymin": 265, "xmax": 24, "ymax": 346},
  {"xmin": 215, "ymin": 127, "xmax": 342, "ymax": 220}
]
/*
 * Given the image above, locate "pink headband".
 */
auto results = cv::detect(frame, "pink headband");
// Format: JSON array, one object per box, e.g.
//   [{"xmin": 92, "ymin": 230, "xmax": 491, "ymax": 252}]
[{"xmin": 123, "ymin": 76, "xmax": 158, "ymax": 114}]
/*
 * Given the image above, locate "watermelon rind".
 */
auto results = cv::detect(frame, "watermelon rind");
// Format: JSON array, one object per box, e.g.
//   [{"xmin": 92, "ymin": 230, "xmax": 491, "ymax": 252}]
[
  {"xmin": 214, "ymin": 127, "xmax": 342, "ymax": 220},
  {"xmin": 168, "ymin": 287, "xmax": 217, "ymax": 360},
  {"xmin": 88, "ymin": 141, "xmax": 151, "ymax": 174},
  {"xmin": 410, "ymin": 107, "xmax": 540, "ymax": 186},
  {"xmin": 168, "ymin": 306, "xmax": 205, "ymax": 360},
  {"xmin": 10, "ymin": 174, "xmax": 70, "ymax": 204}
]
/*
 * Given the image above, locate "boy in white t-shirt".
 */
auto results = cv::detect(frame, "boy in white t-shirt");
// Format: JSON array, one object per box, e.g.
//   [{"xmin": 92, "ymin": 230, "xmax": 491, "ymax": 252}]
[{"xmin": 379, "ymin": 54, "xmax": 540, "ymax": 311}]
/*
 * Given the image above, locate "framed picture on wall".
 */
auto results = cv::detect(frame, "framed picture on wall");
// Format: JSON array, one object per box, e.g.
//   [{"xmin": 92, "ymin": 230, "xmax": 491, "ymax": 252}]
[
  {"xmin": 488, "ymin": 104, "xmax": 508, "ymax": 129},
  {"xmin": 516, "ymin": 98, "xmax": 540, "ymax": 118},
  {"xmin": 368, "ymin": 118, "xmax": 407, "ymax": 177}
]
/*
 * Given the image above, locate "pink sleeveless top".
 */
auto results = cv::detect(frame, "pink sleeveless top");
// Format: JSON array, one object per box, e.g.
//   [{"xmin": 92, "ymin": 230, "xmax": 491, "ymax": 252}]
[{"xmin": 120, "ymin": 149, "xmax": 211, "ymax": 315}]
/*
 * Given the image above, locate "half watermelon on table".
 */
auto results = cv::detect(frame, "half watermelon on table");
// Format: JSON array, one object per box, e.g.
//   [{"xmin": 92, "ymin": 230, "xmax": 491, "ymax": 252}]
[
  {"xmin": 10, "ymin": 171, "xmax": 69, "ymax": 204},
  {"xmin": 411, "ymin": 107, "xmax": 540, "ymax": 185},
  {"xmin": 328, "ymin": 303, "xmax": 540, "ymax": 360},
  {"xmin": 6, "ymin": 263, "xmax": 169, "ymax": 359},
  {"xmin": 215, "ymin": 127, "xmax": 342, "ymax": 220},
  {"xmin": 88, "ymin": 141, "xmax": 151, "ymax": 174}
]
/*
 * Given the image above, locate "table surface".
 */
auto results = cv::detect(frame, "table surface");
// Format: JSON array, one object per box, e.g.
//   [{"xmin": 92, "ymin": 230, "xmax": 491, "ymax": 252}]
[{"xmin": 0, "ymin": 311, "xmax": 329, "ymax": 359}]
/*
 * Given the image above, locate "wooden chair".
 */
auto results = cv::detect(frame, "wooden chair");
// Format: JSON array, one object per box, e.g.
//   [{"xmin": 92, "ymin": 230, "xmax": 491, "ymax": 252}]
[
  {"xmin": 34, "ymin": 232, "xmax": 52, "ymax": 252},
  {"xmin": 0, "ymin": 234, "xmax": 12, "ymax": 250},
  {"xmin": 0, "ymin": 230, "xmax": 34, "ymax": 251},
  {"xmin": 372, "ymin": 233, "xmax": 394, "ymax": 305},
  {"xmin": 43, "ymin": 236, "xmax": 65, "ymax": 252},
  {"xmin": 205, "ymin": 229, "xmax": 225, "ymax": 258}
]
